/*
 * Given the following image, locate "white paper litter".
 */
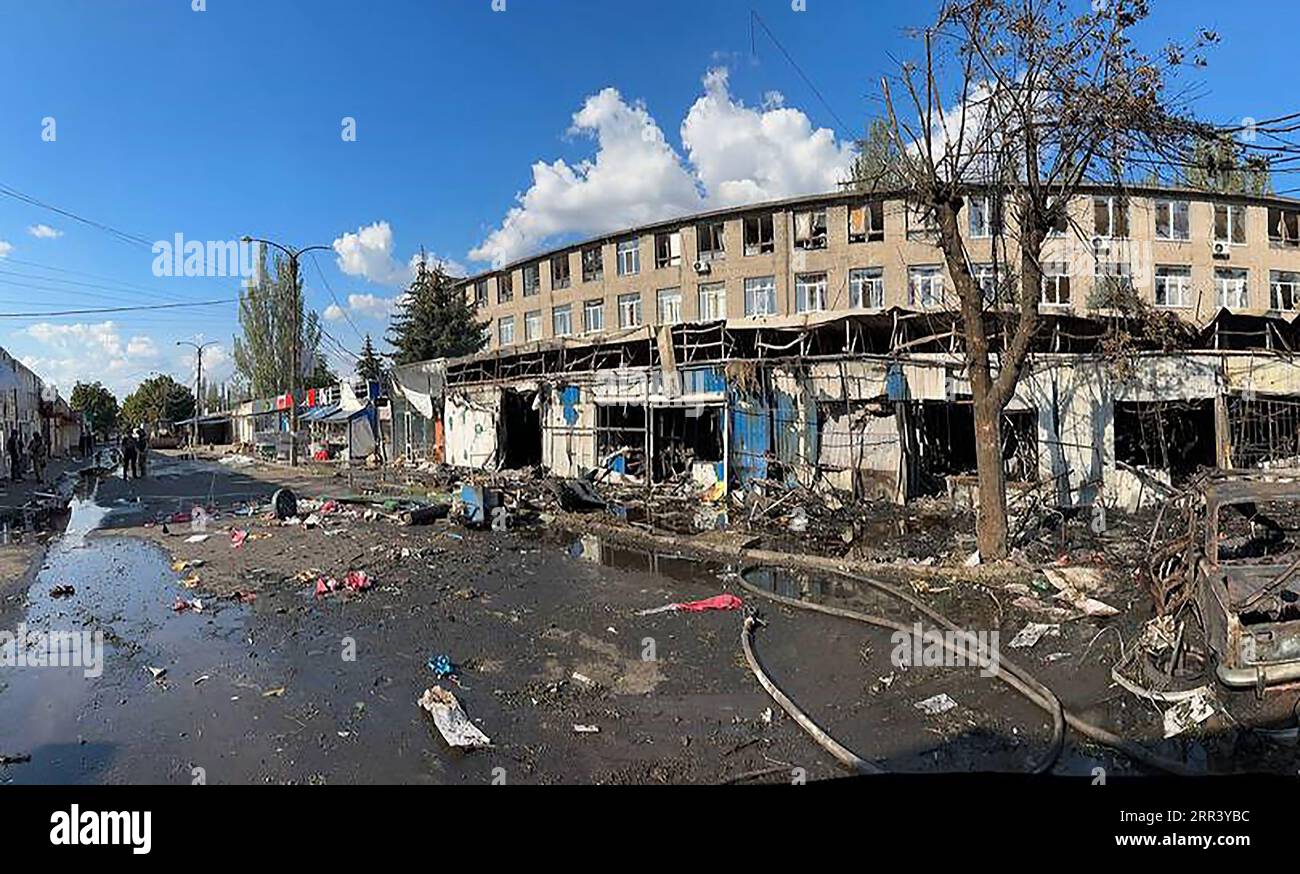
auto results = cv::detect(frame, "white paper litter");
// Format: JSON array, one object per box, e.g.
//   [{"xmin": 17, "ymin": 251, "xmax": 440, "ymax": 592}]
[
  {"xmin": 417, "ymin": 685, "xmax": 492, "ymax": 749},
  {"xmin": 914, "ymin": 693, "xmax": 958, "ymax": 715}
]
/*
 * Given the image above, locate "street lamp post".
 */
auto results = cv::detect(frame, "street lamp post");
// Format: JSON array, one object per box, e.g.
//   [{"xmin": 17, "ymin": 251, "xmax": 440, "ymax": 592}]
[
  {"xmin": 241, "ymin": 236, "xmax": 330, "ymax": 466},
  {"xmin": 176, "ymin": 339, "xmax": 217, "ymax": 445}
]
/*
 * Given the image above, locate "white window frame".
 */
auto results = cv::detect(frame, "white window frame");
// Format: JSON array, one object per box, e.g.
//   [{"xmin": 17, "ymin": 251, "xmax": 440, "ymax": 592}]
[
  {"xmin": 552, "ymin": 304, "xmax": 573, "ymax": 337},
  {"xmin": 1040, "ymin": 264, "xmax": 1071, "ymax": 307},
  {"xmin": 617, "ymin": 292, "xmax": 642, "ymax": 329},
  {"xmin": 1271, "ymin": 270, "xmax": 1300, "ymax": 311},
  {"xmin": 743, "ymin": 215, "xmax": 775, "ymax": 255},
  {"xmin": 848, "ymin": 202, "xmax": 885, "ymax": 244},
  {"xmin": 849, "ymin": 268, "xmax": 883, "ymax": 309},
  {"xmin": 1215, "ymin": 267, "xmax": 1249, "ymax": 308},
  {"xmin": 523, "ymin": 310, "xmax": 541, "ymax": 342},
  {"xmin": 1154, "ymin": 199, "xmax": 1190, "ymax": 241},
  {"xmin": 696, "ymin": 221, "xmax": 726, "ymax": 262},
  {"xmin": 583, "ymin": 299, "xmax": 604, "ymax": 334},
  {"xmin": 793, "ymin": 209, "xmax": 828, "ymax": 250},
  {"xmin": 698, "ymin": 282, "xmax": 726, "ymax": 320},
  {"xmin": 794, "ymin": 273, "xmax": 828, "ymax": 313},
  {"xmin": 497, "ymin": 315, "xmax": 515, "ymax": 346},
  {"xmin": 969, "ymin": 196, "xmax": 994, "ymax": 238},
  {"xmin": 522, "ymin": 263, "xmax": 541, "ymax": 296},
  {"xmin": 744, "ymin": 276, "xmax": 777, "ymax": 316},
  {"xmin": 908, "ymin": 265, "xmax": 944, "ymax": 307},
  {"xmin": 1093, "ymin": 195, "xmax": 1129, "ymax": 239},
  {"xmin": 654, "ymin": 231, "xmax": 682, "ymax": 269},
  {"xmin": 1154, "ymin": 265, "xmax": 1192, "ymax": 308},
  {"xmin": 1214, "ymin": 203, "xmax": 1247, "ymax": 245},
  {"xmin": 657, "ymin": 287, "xmax": 682, "ymax": 325},
  {"xmin": 616, "ymin": 238, "xmax": 640, "ymax": 276}
]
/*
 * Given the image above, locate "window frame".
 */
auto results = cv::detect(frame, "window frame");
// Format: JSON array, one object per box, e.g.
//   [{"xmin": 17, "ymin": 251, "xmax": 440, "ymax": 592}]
[
  {"xmin": 616, "ymin": 238, "xmax": 640, "ymax": 277},
  {"xmin": 696, "ymin": 220, "xmax": 726, "ymax": 262},
  {"xmin": 848, "ymin": 201, "xmax": 885, "ymax": 244},
  {"xmin": 617, "ymin": 292, "xmax": 643, "ymax": 329},
  {"xmin": 497, "ymin": 315, "xmax": 515, "ymax": 346},
  {"xmin": 744, "ymin": 275, "xmax": 778, "ymax": 316},
  {"xmin": 743, "ymin": 214, "xmax": 776, "ymax": 255},
  {"xmin": 552, "ymin": 304, "xmax": 573, "ymax": 337},
  {"xmin": 848, "ymin": 267, "xmax": 884, "ymax": 309},
  {"xmin": 582, "ymin": 299, "xmax": 605, "ymax": 334},
  {"xmin": 654, "ymin": 231, "xmax": 682, "ymax": 269},
  {"xmin": 581, "ymin": 245, "xmax": 604, "ymax": 282},
  {"xmin": 1154, "ymin": 199, "xmax": 1190, "ymax": 241},
  {"xmin": 523, "ymin": 309, "xmax": 542, "ymax": 342},
  {"xmin": 794, "ymin": 272, "xmax": 829, "ymax": 314},
  {"xmin": 908, "ymin": 265, "xmax": 944, "ymax": 308},
  {"xmin": 697, "ymin": 282, "xmax": 727, "ymax": 321},
  {"xmin": 793, "ymin": 208, "xmax": 828, "ymax": 250},
  {"xmin": 1154, "ymin": 264, "xmax": 1193, "ymax": 309},
  {"xmin": 550, "ymin": 255, "xmax": 571, "ymax": 290},
  {"xmin": 656, "ymin": 287, "xmax": 682, "ymax": 325},
  {"xmin": 1214, "ymin": 203, "xmax": 1248, "ymax": 245},
  {"xmin": 1215, "ymin": 266, "xmax": 1249, "ymax": 308}
]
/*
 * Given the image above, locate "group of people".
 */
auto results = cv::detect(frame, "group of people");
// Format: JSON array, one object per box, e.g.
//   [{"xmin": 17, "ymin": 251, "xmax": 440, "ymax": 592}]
[
  {"xmin": 5, "ymin": 428, "xmax": 48, "ymax": 484},
  {"xmin": 121, "ymin": 429, "xmax": 150, "ymax": 479}
]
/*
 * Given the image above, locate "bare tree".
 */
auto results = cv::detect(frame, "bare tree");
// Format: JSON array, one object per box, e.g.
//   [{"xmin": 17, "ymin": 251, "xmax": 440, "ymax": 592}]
[{"xmin": 876, "ymin": 0, "xmax": 1222, "ymax": 559}]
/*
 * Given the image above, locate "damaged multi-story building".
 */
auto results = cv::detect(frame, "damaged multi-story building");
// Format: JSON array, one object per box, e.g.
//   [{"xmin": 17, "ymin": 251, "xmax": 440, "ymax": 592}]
[{"xmin": 389, "ymin": 183, "xmax": 1300, "ymax": 515}]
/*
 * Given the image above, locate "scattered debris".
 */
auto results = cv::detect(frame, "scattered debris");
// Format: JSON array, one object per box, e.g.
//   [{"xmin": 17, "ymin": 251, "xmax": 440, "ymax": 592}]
[
  {"xmin": 1008, "ymin": 622, "xmax": 1060, "ymax": 649},
  {"xmin": 49, "ymin": 584, "xmax": 75, "ymax": 598},
  {"xmin": 184, "ymin": 533, "xmax": 209, "ymax": 544},
  {"xmin": 637, "ymin": 593, "xmax": 743, "ymax": 616},
  {"xmin": 0, "ymin": 752, "xmax": 31, "ymax": 765},
  {"xmin": 417, "ymin": 685, "xmax": 492, "ymax": 749},
  {"xmin": 573, "ymin": 724, "xmax": 601, "ymax": 734},
  {"xmin": 427, "ymin": 653, "xmax": 455, "ymax": 679},
  {"xmin": 172, "ymin": 595, "xmax": 204, "ymax": 613},
  {"xmin": 230, "ymin": 529, "xmax": 248, "ymax": 549},
  {"xmin": 914, "ymin": 693, "xmax": 958, "ymax": 715},
  {"xmin": 1163, "ymin": 690, "xmax": 1217, "ymax": 738}
]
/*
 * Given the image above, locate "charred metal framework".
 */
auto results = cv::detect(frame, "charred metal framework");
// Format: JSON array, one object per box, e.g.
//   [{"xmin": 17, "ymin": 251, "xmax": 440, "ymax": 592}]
[{"xmin": 402, "ymin": 306, "xmax": 1300, "ymax": 510}]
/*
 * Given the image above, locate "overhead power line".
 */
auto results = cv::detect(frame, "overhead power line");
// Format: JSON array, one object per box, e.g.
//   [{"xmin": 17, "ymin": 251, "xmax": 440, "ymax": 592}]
[{"xmin": 0, "ymin": 299, "xmax": 237, "ymax": 319}]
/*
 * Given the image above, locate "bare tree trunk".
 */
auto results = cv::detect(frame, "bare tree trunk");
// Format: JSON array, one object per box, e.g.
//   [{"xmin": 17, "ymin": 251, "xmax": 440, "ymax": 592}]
[{"xmin": 972, "ymin": 389, "xmax": 1008, "ymax": 559}]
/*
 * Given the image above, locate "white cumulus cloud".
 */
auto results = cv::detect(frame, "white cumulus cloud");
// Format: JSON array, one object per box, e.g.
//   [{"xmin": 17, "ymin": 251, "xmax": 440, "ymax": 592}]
[
  {"xmin": 332, "ymin": 221, "xmax": 464, "ymax": 285},
  {"xmin": 0, "ymin": 240, "xmax": 12, "ymax": 258},
  {"xmin": 470, "ymin": 67, "xmax": 857, "ymax": 267},
  {"xmin": 27, "ymin": 224, "xmax": 63, "ymax": 239},
  {"xmin": 19, "ymin": 321, "xmax": 163, "ymax": 398}
]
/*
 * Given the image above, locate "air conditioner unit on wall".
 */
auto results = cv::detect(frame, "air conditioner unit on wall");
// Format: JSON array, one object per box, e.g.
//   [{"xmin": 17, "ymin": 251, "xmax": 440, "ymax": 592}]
[
  {"xmin": 693, "ymin": 260, "xmax": 711, "ymax": 275},
  {"xmin": 1212, "ymin": 240, "xmax": 1230, "ymax": 258},
  {"xmin": 1091, "ymin": 236, "xmax": 1109, "ymax": 256}
]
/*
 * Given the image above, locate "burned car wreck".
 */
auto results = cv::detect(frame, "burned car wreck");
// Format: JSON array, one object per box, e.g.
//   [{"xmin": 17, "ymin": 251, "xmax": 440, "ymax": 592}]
[{"xmin": 1154, "ymin": 472, "xmax": 1300, "ymax": 690}]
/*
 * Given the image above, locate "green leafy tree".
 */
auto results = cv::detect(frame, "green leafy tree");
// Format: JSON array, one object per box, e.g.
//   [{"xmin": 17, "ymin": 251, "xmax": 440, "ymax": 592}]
[
  {"xmin": 847, "ymin": 118, "xmax": 907, "ymax": 190},
  {"xmin": 356, "ymin": 334, "xmax": 384, "ymax": 384},
  {"xmin": 120, "ymin": 375, "xmax": 195, "ymax": 431},
  {"xmin": 232, "ymin": 246, "xmax": 328, "ymax": 398},
  {"xmin": 386, "ymin": 255, "xmax": 486, "ymax": 365},
  {"xmin": 69, "ymin": 381, "xmax": 118, "ymax": 438}
]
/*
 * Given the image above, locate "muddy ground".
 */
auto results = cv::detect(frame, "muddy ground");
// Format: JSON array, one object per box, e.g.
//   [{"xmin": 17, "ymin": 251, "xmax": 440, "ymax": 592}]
[{"xmin": 1, "ymin": 451, "xmax": 1297, "ymax": 784}]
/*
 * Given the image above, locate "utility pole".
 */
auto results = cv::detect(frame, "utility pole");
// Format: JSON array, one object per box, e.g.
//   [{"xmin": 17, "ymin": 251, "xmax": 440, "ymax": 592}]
[
  {"xmin": 176, "ymin": 340, "xmax": 217, "ymax": 446},
  {"xmin": 241, "ymin": 236, "xmax": 330, "ymax": 466}
]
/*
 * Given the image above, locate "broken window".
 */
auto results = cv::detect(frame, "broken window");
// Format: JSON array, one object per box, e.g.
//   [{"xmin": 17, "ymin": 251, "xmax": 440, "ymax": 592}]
[
  {"xmin": 912, "ymin": 402, "xmax": 1038, "ymax": 490},
  {"xmin": 1269, "ymin": 207, "xmax": 1300, "ymax": 247},
  {"xmin": 1154, "ymin": 264, "xmax": 1191, "ymax": 308},
  {"xmin": 657, "ymin": 287, "xmax": 682, "ymax": 324},
  {"xmin": 617, "ymin": 292, "xmax": 642, "ymax": 328},
  {"xmin": 743, "ymin": 214, "xmax": 775, "ymax": 255},
  {"xmin": 696, "ymin": 220, "xmax": 726, "ymax": 262},
  {"xmin": 1227, "ymin": 396, "xmax": 1300, "ymax": 470},
  {"xmin": 1115, "ymin": 400, "xmax": 1216, "ymax": 484},
  {"xmin": 596, "ymin": 404, "xmax": 648, "ymax": 479},
  {"xmin": 849, "ymin": 267, "xmax": 883, "ymax": 309},
  {"xmin": 1154, "ymin": 199, "xmax": 1190, "ymax": 241},
  {"xmin": 651, "ymin": 406, "xmax": 724, "ymax": 483},
  {"xmin": 524, "ymin": 309, "xmax": 541, "ymax": 341},
  {"xmin": 1040, "ymin": 263, "xmax": 1071, "ymax": 307},
  {"xmin": 552, "ymin": 304, "xmax": 573, "ymax": 336},
  {"xmin": 848, "ymin": 201, "xmax": 885, "ymax": 243},
  {"xmin": 1214, "ymin": 202, "xmax": 1247, "ymax": 244},
  {"xmin": 1271, "ymin": 270, "xmax": 1300, "ymax": 311},
  {"xmin": 582, "ymin": 245, "xmax": 604, "ymax": 282},
  {"xmin": 1093, "ymin": 195, "xmax": 1129, "ymax": 238},
  {"xmin": 497, "ymin": 271, "xmax": 514, "ymax": 304},
  {"xmin": 974, "ymin": 263, "xmax": 1003, "ymax": 307},
  {"xmin": 522, "ymin": 262, "xmax": 541, "ymax": 296},
  {"xmin": 908, "ymin": 265, "xmax": 944, "ymax": 307},
  {"xmin": 583, "ymin": 299, "xmax": 604, "ymax": 333},
  {"xmin": 497, "ymin": 315, "xmax": 515, "ymax": 346},
  {"xmin": 551, "ymin": 254, "xmax": 571, "ymax": 289},
  {"xmin": 698, "ymin": 282, "xmax": 726, "ymax": 320},
  {"xmin": 1215, "ymin": 267, "xmax": 1249, "ymax": 308},
  {"xmin": 654, "ymin": 231, "xmax": 682, "ymax": 269},
  {"xmin": 968, "ymin": 195, "xmax": 999, "ymax": 238},
  {"xmin": 744, "ymin": 276, "xmax": 777, "ymax": 316},
  {"xmin": 793, "ymin": 208, "xmax": 828, "ymax": 250},
  {"xmin": 616, "ymin": 238, "xmax": 640, "ymax": 276},
  {"xmin": 473, "ymin": 278, "xmax": 488, "ymax": 306},
  {"xmin": 795, "ymin": 273, "xmax": 828, "ymax": 313},
  {"xmin": 501, "ymin": 389, "xmax": 542, "ymax": 469}
]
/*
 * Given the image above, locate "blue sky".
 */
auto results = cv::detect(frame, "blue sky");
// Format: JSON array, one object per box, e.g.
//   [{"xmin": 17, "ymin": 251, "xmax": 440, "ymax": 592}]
[{"xmin": 0, "ymin": 0, "xmax": 1287, "ymax": 400}]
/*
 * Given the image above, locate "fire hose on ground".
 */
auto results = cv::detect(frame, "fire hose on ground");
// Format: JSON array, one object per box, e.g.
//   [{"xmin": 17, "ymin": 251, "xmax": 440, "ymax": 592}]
[{"xmin": 556, "ymin": 513, "xmax": 1194, "ymax": 776}]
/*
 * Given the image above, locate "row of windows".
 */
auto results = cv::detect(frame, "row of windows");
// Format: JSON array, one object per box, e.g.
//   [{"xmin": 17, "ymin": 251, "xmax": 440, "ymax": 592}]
[
  {"xmin": 493, "ymin": 262, "xmax": 1300, "ymax": 343},
  {"xmin": 475, "ymin": 197, "xmax": 1300, "ymax": 306}
]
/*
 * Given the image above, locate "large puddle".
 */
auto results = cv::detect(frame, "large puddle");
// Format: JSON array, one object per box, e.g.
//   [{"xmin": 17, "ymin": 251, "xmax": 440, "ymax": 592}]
[{"xmin": 0, "ymin": 486, "xmax": 263, "ymax": 784}]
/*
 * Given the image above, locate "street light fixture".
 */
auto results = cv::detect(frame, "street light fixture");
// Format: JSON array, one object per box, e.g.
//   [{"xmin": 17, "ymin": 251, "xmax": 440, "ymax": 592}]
[
  {"xmin": 240, "ymin": 236, "xmax": 331, "ymax": 466},
  {"xmin": 176, "ymin": 339, "xmax": 218, "ymax": 440}
]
